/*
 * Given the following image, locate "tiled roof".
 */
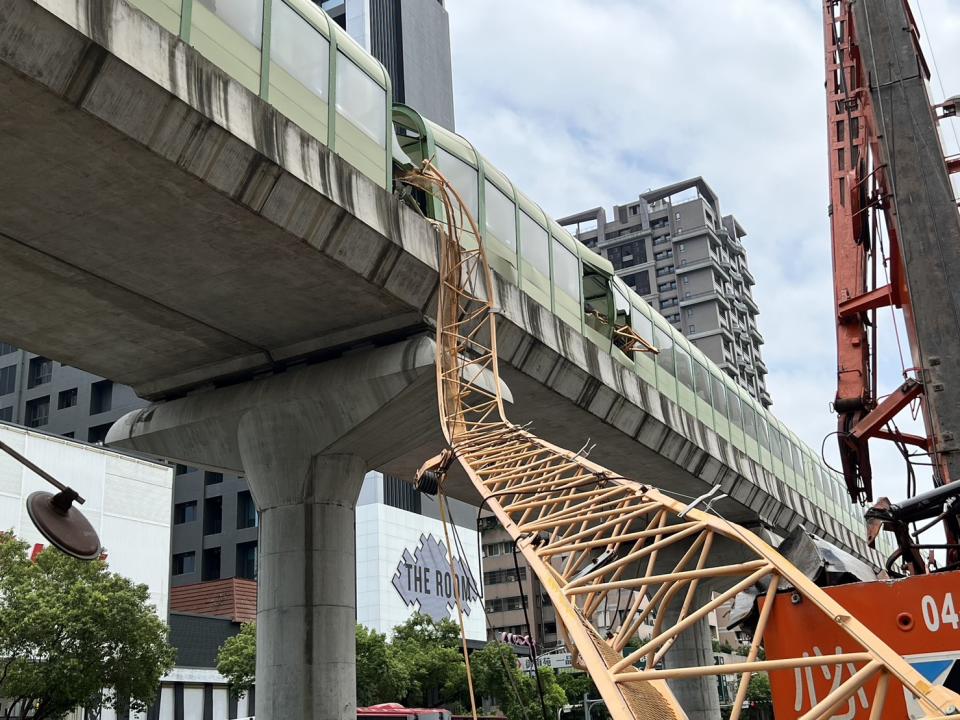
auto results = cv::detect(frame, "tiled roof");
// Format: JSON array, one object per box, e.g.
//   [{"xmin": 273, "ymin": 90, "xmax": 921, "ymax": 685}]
[{"xmin": 170, "ymin": 578, "xmax": 257, "ymax": 622}]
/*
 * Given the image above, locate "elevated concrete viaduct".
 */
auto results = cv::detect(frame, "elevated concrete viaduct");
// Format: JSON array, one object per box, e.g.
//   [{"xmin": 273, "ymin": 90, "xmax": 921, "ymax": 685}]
[{"xmin": 0, "ymin": 1, "xmax": 873, "ymax": 718}]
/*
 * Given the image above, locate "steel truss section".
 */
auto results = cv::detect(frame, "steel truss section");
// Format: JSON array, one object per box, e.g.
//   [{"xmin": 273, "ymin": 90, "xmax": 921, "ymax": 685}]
[{"xmin": 400, "ymin": 163, "xmax": 960, "ymax": 720}]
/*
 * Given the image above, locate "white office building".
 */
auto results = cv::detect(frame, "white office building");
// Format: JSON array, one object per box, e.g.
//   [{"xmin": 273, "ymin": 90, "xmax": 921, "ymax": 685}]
[
  {"xmin": 0, "ymin": 421, "xmax": 173, "ymax": 610},
  {"xmin": 356, "ymin": 472, "xmax": 486, "ymax": 642}
]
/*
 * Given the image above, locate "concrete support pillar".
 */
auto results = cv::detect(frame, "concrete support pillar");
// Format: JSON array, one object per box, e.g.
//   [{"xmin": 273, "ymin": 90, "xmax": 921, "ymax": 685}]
[
  {"xmin": 239, "ymin": 411, "xmax": 366, "ymax": 720},
  {"xmin": 104, "ymin": 337, "xmax": 496, "ymax": 720},
  {"xmin": 664, "ymin": 608, "xmax": 721, "ymax": 720}
]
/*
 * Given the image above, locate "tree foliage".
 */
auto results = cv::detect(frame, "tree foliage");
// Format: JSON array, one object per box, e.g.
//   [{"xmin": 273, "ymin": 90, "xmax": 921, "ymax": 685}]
[
  {"xmin": 389, "ymin": 614, "xmax": 469, "ymax": 711},
  {"xmin": 555, "ymin": 671, "xmax": 596, "ymax": 703},
  {"xmin": 356, "ymin": 625, "xmax": 410, "ymax": 706},
  {"xmin": 471, "ymin": 643, "xmax": 567, "ymax": 720},
  {"xmin": 745, "ymin": 673, "xmax": 771, "ymax": 703},
  {"xmin": 217, "ymin": 612, "xmax": 584, "ymax": 720},
  {"xmin": 216, "ymin": 622, "xmax": 257, "ymax": 699},
  {"xmin": 0, "ymin": 533, "xmax": 175, "ymax": 720}
]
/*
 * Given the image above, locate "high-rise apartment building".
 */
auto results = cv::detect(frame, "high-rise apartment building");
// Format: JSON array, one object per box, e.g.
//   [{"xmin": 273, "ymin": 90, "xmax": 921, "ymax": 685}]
[
  {"xmin": 320, "ymin": 0, "xmax": 456, "ymax": 130},
  {"xmin": 558, "ymin": 178, "xmax": 772, "ymax": 408},
  {"xmin": 0, "ymin": 344, "xmax": 143, "ymax": 441},
  {"xmin": 480, "ymin": 517, "xmax": 559, "ymax": 648}
]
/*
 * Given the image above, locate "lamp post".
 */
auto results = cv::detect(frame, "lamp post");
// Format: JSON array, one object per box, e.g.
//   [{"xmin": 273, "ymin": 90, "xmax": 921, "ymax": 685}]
[
  {"xmin": 0, "ymin": 437, "xmax": 102, "ymax": 560},
  {"xmin": 583, "ymin": 694, "xmax": 606, "ymax": 720}
]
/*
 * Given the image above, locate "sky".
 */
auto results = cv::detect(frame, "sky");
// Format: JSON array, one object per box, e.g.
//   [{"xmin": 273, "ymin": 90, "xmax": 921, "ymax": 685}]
[{"xmin": 446, "ymin": 0, "xmax": 960, "ymax": 507}]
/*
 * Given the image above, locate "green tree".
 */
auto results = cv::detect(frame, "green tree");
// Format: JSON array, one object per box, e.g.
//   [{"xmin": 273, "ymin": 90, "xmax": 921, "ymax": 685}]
[
  {"xmin": 0, "ymin": 533, "xmax": 175, "ymax": 719},
  {"xmin": 555, "ymin": 671, "xmax": 595, "ymax": 702},
  {"xmin": 356, "ymin": 625, "xmax": 410, "ymax": 706},
  {"xmin": 745, "ymin": 673, "xmax": 771, "ymax": 703},
  {"xmin": 471, "ymin": 643, "xmax": 566, "ymax": 720},
  {"xmin": 390, "ymin": 614, "xmax": 468, "ymax": 710},
  {"xmin": 217, "ymin": 622, "xmax": 257, "ymax": 699}
]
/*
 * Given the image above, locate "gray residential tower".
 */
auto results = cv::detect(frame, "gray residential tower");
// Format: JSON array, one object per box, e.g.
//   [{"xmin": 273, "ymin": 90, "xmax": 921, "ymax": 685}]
[{"xmin": 558, "ymin": 178, "xmax": 772, "ymax": 408}]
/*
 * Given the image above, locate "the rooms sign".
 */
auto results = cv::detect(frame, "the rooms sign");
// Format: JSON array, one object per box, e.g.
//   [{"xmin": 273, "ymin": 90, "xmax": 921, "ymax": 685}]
[{"xmin": 392, "ymin": 533, "xmax": 479, "ymax": 622}]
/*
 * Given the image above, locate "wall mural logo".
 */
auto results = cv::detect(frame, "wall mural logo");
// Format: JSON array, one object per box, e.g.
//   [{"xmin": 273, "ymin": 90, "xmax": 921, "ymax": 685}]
[{"xmin": 392, "ymin": 533, "xmax": 479, "ymax": 622}]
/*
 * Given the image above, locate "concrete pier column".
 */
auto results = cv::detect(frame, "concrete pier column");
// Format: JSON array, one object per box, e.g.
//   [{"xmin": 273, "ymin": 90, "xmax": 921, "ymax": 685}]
[
  {"xmin": 238, "ymin": 411, "xmax": 366, "ymax": 720},
  {"xmin": 663, "ymin": 609, "xmax": 721, "ymax": 720}
]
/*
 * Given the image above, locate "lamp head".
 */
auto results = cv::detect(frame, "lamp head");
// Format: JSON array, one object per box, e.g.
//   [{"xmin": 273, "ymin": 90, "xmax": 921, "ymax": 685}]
[{"xmin": 26, "ymin": 489, "xmax": 101, "ymax": 561}]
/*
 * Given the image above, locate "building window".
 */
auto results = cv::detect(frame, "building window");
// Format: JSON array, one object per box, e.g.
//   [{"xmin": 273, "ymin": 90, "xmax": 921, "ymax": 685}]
[
  {"xmin": 172, "ymin": 551, "xmax": 195, "ymax": 576},
  {"xmin": 382, "ymin": 474, "xmax": 421, "ymax": 514},
  {"xmin": 174, "ymin": 501, "xmax": 197, "ymax": 525},
  {"xmin": 237, "ymin": 491, "xmax": 258, "ymax": 529},
  {"xmin": 236, "ymin": 541, "xmax": 258, "ymax": 580},
  {"xmin": 484, "ymin": 567, "xmax": 527, "ymax": 585},
  {"xmin": 0, "ymin": 343, "xmax": 15, "ymax": 356},
  {"xmin": 27, "ymin": 357, "xmax": 52, "ymax": 388},
  {"xmin": 88, "ymin": 423, "xmax": 112, "ymax": 444},
  {"xmin": 204, "ymin": 496, "xmax": 223, "ymax": 535},
  {"xmin": 271, "ymin": 0, "xmax": 330, "ymax": 99},
  {"xmin": 89, "ymin": 379, "xmax": 113, "ymax": 415},
  {"xmin": 197, "ymin": 0, "xmax": 263, "ymax": 46},
  {"xmin": 202, "ymin": 547, "xmax": 222, "ymax": 582},
  {"xmin": 0, "ymin": 406, "xmax": 12, "ymax": 422},
  {"xmin": 478, "ymin": 515, "xmax": 499, "ymax": 532},
  {"xmin": 631, "ymin": 271, "xmax": 651, "ymax": 296},
  {"xmin": 204, "ymin": 471, "xmax": 223, "ymax": 486},
  {"xmin": 25, "ymin": 396, "xmax": 49, "ymax": 428},
  {"xmin": 483, "ymin": 541, "xmax": 514, "ymax": 557},
  {"xmin": 175, "ymin": 464, "xmax": 189, "ymax": 476},
  {"xmin": 0, "ymin": 365, "xmax": 15, "ymax": 396},
  {"xmin": 335, "ymin": 52, "xmax": 387, "ymax": 147},
  {"xmin": 57, "ymin": 388, "xmax": 78, "ymax": 409}
]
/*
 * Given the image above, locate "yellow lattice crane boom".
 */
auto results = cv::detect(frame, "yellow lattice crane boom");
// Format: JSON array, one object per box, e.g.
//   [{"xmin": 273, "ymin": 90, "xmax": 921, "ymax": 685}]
[{"xmin": 401, "ymin": 163, "xmax": 960, "ymax": 720}]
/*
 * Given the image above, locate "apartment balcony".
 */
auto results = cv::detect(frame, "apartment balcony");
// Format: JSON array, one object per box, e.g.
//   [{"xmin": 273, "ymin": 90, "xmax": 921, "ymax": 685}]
[
  {"xmin": 733, "ymin": 298, "xmax": 748, "ymax": 314},
  {"xmin": 760, "ymin": 388, "xmax": 773, "ymax": 407},
  {"xmin": 679, "ymin": 287, "xmax": 730, "ymax": 308},
  {"xmin": 685, "ymin": 326, "xmax": 726, "ymax": 342},
  {"xmin": 675, "ymin": 256, "xmax": 717, "ymax": 274},
  {"xmin": 729, "ymin": 268, "xmax": 743, "ymax": 283},
  {"xmin": 755, "ymin": 357, "xmax": 769, "ymax": 375},
  {"xmin": 741, "ymin": 265, "xmax": 756, "ymax": 286},
  {"xmin": 749, "ymin": 324, "xmax": 764, "ymax": 344},
  {"xmin": 743, "ymin": 294, "xmax": 760, "ymax": 313},
  {"xmin": 729, "ymin": 239, "xmax": 746, "ymax": 256},
  {"xmin": 599, "ymin": 227, "xmax": 646, "ymax": 246}
]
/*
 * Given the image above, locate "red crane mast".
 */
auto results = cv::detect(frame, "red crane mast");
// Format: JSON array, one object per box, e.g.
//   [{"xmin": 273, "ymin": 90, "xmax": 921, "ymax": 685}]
[{"xmin": 823, "ymin": 0, "xmax": 960, "ymax": 573}]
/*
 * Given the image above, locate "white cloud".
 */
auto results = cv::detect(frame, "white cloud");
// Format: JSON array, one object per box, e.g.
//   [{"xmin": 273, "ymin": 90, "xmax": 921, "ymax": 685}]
[{"xmin": 447, "ymin": 0, "xmax": 960, "ymax": 509}]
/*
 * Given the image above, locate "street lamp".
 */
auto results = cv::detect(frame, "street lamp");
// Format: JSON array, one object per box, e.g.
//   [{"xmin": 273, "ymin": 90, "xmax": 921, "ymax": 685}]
[
  {"xmin": 582, "ymin": 694, "xmax": 606, "ymax": 720},
  {"xmin": 0, "ymin": 437, "xmax": 102, "ymax": 560}
]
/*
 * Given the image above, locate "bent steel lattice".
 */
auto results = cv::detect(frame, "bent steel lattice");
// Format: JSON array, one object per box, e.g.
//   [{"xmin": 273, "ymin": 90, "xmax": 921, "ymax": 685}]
[{"xmin": 402, "ymin": 161, "xmax": 960, "ymax": 720}]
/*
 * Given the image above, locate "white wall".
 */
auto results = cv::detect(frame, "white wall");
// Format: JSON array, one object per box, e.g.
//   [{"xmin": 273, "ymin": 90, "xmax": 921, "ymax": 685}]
[
  {"xmin": 356, "ymin": 502, "xmax": 486, "ymax": 641},
  {"xmin": 0, "ymin": 422, "xmax": 173, "ymax": 614}
]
